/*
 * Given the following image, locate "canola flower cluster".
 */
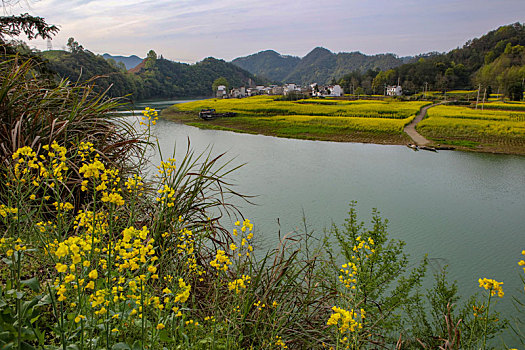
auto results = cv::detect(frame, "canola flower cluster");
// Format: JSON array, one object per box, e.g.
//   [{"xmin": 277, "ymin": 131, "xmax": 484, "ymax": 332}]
[
  {"xmin": 0, "ymin": 237, "xmax": 27, "ymax": 257},
  {"xmin": 7, "ymin": 141, "xmax": 69, "ymax": 200},
  {"xmin": 228, "ymin": 275, "xmax": 250, "ymax": 294},
  {"xmin": 338, "ymin": 236, "xmax": 375, "ymax": 290},
  {"xmin": 3, "ymin": 140, "xmax": 202, "ymax": 342},
  {"xmin": 232, "ymin": 219, "xmax": 254, "ymax": 257},
  {"xmin": 327, "ymin": 306, "xmax": 365, "ymax": 334},
  {"xmin": 140, "ymin": 107, "xmax": 159, "ymax": 126},
  {"xmin": 0, "ymin": 205, "xmax": 19, "ymax": 221},
  {"xmin": 0, "ymin": 111, "xmax": 295, "ymax": 349},
  {"xmin": 478, "ymin": 278, "xmax": 504, "ymax": 298},
  {"xmin": 176, "ymin": 226, "xmax": 205, "ymax": 279}
]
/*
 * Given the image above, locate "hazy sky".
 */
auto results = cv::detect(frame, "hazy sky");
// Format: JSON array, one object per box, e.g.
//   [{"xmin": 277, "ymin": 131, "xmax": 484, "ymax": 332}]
[{"xmin": 11, "ymin": 0, "xmax": 525, "ymax": 62}]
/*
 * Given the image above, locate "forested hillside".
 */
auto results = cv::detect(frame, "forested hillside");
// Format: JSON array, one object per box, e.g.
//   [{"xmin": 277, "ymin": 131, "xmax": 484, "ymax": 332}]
[
  {"xmin": 41, "ymin": 43, "xmax": 263, "ymax": 100},
  {"xmin": 231, "ymin": 50, "xmax": 300, "ymax": 82},
  {"xmin": 350, "ymin": 22, "xmax": 525, "ymax": 96},
  {"xmin": 232, "ymin": 47, "xmax": 408, "ymax": 84}
]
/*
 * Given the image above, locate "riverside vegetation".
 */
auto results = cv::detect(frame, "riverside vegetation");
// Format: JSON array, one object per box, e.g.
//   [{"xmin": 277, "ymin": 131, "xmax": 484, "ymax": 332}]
[
  {"xmin": 165, "ymin": 96, "xmax": 431, "ymax": 145},
  {"xmin": 2, "ymin": 13, "xmax": 525, "ymax": 350},
  {"xmin": 417, "ymin": 103, "xmax": 525, "ymax": 153},
  {"xmin": 164, "ymin": 96, "xmax": 525, "ymax": 154},
  {"xmin": 3, "ymin": 52, "xmax": 525, "ymax": 350}
]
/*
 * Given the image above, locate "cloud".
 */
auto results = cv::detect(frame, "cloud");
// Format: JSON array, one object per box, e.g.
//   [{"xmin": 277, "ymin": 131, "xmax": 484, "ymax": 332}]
[{"xmin": 19, "ymin": 0, "xmax": 525, "ymax": 61}]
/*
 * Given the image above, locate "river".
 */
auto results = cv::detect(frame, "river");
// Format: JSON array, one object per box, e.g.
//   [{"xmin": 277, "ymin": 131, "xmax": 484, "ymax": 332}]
[{"xmin": 128, "ymin": 101, "xmax": 525, "ymax": 346}]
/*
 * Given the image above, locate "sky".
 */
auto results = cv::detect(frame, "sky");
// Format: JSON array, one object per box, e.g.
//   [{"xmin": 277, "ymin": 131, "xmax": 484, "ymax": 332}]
[{"xmin": 9, "ymin": 0, "xmax": 525, "ymax": 63}]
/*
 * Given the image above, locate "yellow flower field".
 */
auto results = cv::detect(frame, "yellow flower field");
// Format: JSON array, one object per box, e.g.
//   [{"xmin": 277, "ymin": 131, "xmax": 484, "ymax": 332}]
[
  {"xmin": 418, "ymin": 105, "xmax": 525, "ymax": 138},
  {"xmin": 175, "ymin": 96, "xmax": 430, "ymax": 120}
]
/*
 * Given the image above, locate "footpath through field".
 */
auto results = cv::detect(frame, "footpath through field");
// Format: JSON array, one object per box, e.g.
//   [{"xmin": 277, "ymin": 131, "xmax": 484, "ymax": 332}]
[{"xmin": 404, "ymin": 103, "xmax": 442, "ymax": 146}]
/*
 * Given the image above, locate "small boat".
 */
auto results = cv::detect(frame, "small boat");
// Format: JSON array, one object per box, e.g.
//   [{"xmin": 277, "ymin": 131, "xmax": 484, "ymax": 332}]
[
  {"xmin": 420, "ymin": 146, "xmax": 438, "ymax": 152},
  {"xmin": 199, "ymin": 109, "xmax": 237, "ymax": 120},
  {"xmin": 407, "ymin": 143, "xmax": 419, "ymax": 151}
]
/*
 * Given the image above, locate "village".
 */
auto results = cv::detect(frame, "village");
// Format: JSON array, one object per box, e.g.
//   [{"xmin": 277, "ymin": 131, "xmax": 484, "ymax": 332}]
[{"xmin": 216, "ymin": 82, "xmax": 403, "ymax": 99}]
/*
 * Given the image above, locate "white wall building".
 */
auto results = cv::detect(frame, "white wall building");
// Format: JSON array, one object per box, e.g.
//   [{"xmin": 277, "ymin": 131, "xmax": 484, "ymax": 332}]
[
  {"xmin": 216, "ymin": 85, "xmax": 227, "ymax": 98},
  {"xmin": 386, "ymin": 85, "xmax": 402, "ymax": 96},
  {"xmin": 328, "ymin": 85, "xmax": 343, "ymax": 97}
]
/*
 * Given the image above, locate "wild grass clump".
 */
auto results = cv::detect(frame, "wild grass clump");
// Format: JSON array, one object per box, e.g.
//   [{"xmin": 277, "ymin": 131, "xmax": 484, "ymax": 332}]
[{"xmin": 0, "ymin": 55, "xmax": 142, "ymax": 212}]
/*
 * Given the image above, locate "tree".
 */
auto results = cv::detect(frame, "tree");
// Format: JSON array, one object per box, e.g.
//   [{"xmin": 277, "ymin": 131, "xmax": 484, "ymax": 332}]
[
  {"xmin": 212, "ymin": 77, "xmax": 229, "ymax": 93},
  {"xmin": 372, "ymin": 69, "xmax": 395, "ymax": 94},
  {"xmin": 67, "ymin": 37, "xmax": 83, "ymax": 54},
  {"xmin": 145, "ymin": 49, "xmax": 157, "ymax": 69},
  {"xmin": 0, "ymin": 13, "xmax": 58, "ymax": 44}
]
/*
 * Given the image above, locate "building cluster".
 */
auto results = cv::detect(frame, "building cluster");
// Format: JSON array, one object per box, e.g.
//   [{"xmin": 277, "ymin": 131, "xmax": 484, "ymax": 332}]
[{"xmin": 216, "ymin": 83, "xmax": 345, "ymax": 99}]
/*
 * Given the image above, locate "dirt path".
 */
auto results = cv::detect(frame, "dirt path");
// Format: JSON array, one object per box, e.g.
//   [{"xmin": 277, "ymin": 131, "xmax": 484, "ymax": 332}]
[{"xmin": 403, "ymin": 103, "xmax": 439, "ymax": 146}]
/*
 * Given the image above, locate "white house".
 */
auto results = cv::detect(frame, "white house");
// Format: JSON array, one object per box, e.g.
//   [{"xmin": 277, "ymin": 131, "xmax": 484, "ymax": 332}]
[
  {"xmin": 386, "ymin": 85, "xmax": 402, "ymax": 96},
  {"xmin": 230, "ymin": 87, "xmax": 246, "ymax": 98},
  {"xmin": 327, "ymin": 85, "xmax": 343, "ymax": 97},
  {"xmin": 216, "ymin": 85, "xmax": 228, "ymax": 98},
  {"xmin": 283, "ymin": 83, "xmax": 298, "ymax": 95}
]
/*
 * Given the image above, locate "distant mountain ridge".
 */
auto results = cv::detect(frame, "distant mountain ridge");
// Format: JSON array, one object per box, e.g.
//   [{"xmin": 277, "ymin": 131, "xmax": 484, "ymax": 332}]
[
  {"xmin": 231, "ymin": 50, "xmax": 300, "ymax": 82},
  {"xmin": 102, "ymin": 53, "xmax": 143, "ymax": 70},
  {"xmin": 232, "ymin": 47, "xmax": 411, "ymax": 84},
  {"xmin": 41, "ymin": 49, "xmax": 265, "ymax": 100}
]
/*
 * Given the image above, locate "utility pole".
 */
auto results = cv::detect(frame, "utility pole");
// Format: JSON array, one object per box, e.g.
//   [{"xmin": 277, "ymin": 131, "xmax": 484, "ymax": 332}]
[
  {"xmin": 481, "ymin": 88, "xmax": 486, "ymax": 110},
  {"xmin": 475, "ymin": 84, "xmax": 481, "ymax": 109}
]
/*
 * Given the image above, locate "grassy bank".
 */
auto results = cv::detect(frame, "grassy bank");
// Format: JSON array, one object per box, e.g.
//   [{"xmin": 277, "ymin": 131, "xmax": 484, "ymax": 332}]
[
  {"xmin": 164, "ymin": 97, "xmax": 525, "ymax": 155},
  {"xmin": 163, "ymin": 97, "xmax": 430, "ymax": 145},
  {"xmin": 417, "ymin": 104, "xmax": 525, "ymax": 154}
]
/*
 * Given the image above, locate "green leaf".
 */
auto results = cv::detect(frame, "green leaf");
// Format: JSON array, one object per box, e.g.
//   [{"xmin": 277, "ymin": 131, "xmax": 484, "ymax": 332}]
[
  {"xmin": 21, "ymin": 341, "xmax": 35, "ymax": 350},
  {"xmin": 112, "ymin": 343, "xmax": 131, "ymax": 350},
  {"xmin": 30, "ymin": 315, "xmax": 40, "ymax": 324},
  {"xmin": 131, "ymin": 340, "xmax": 143, "ymax": 350},
  {"xmin": 20, "ymin": 277, "xmax": 40, "ymax": 292},
  {"xmin": 15, "ymin": 291, "xmax": 25, "ymax": 299},
  {"xmin": 66, "ymin": 345, "xmax": 80, "ymax": 350}
]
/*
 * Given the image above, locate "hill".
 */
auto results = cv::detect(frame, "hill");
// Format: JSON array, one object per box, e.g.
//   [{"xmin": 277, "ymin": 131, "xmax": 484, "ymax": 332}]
[
  {"xmin": 232, "ymin": 47, "xmax": 409, "ymax": 84},
  {"xmin": 41, "ymin": 48, "xmax": 264, "ymax": 100},
  {"xmin": 391, "ymin": 22, "xmax": 525, "ymax": 94},
  {"xmin": 102, "ymin": 53, "xmax": 143, "ymax": 70},
  {"xmin": 41, "ymin": 50, "xmax": 140, "ymax": 98},
  {"xmin": 132, "ymin": 55, "xmax": 266, "ymax": 99},
  {"xmin": 231, "ymin": 50, "xmax": 300, "ymax": 82}
]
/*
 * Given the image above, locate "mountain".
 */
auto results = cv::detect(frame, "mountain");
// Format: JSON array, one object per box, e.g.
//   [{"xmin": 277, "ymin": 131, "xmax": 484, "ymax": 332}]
[
  {"xmin": 232, "ymin": 47, "xmax": 408, "ymax": 84},
  {"xmin": 102, "ymin": 53, "xmax": 143, "ymax": 70},
  {"xmin": 42, "ymin": 50, "xmax": 140, "ymax": 98},
  {"xmin": 41, "ymin": 49, "xmax": 265, "ymax": 100},
  {"xmin": 231, "ymin": 50, "xmax": 300, "ymax": 82},
  {"xmin": 390, "ymin": 22, "xmax": 525, "ymax": 93},
  {"xmin": 132, "ymin": 56, "xmax": 267, "ymax": 99}
]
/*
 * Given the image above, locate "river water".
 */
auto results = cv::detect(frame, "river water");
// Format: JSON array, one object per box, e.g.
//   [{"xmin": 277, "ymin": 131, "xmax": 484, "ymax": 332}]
[{"xmin": 129, "ymin": 101, "xmax": 525, "ymax": 346}]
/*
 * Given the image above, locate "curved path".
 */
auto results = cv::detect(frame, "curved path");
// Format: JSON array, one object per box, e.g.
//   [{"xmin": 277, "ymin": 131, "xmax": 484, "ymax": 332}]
[{"xmin": 403, "ymin": 103, "xmax": 440, "ymax": 146}]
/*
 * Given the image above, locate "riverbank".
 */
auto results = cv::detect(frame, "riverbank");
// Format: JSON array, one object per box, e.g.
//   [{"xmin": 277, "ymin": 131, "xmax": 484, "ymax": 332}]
[
  {"xmin": 162, "ymin": 107, "xmax": 525, "ymax": 156},
  {"xmin": 162, "ymin": 109, "xmax": 413, "ymax": 145}
]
